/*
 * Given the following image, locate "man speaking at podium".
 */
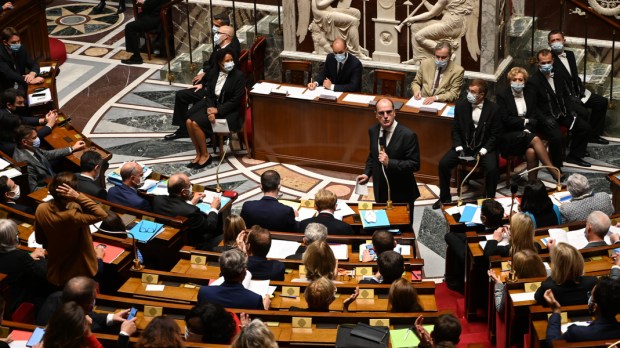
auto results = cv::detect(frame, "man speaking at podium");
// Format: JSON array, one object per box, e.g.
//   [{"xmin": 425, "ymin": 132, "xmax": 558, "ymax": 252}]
[{"xmin": 356, "ymin": 98, "xmax": 420, "ymax": 226}]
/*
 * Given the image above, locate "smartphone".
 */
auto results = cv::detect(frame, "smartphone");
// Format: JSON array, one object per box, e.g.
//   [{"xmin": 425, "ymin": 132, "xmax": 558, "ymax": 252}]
[
  {"xmin": 127, "ymin": 307, "xmax": 138, "ymax": 320},
  {"xmin": 26, "ymin": 327, "xmax": 45, "ymax": 347}
]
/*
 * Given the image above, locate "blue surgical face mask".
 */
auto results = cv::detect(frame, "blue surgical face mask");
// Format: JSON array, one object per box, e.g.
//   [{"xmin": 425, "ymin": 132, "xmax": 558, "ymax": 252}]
[
  {"xmin": 10, "ymin": 184, "xmax": 20, "ymax": 200},
  {"xmin": 435, "ymin": 59, "xmax": 448, "ymax": 69},
  {"xmin": 32, "ymin": 137, "xmax": 41, "ymax": 148},
  {"xmin": 539, "ymin": 63, "xmax": 553, "ymax": 74},
  {"xmin": 212, "ymin": 25, "xmax": 219, "ymax": 34},
  {"xmin": 511, "ymin": 82, "xmax": 525, "ymax": 93},
  {"xmin": 550, "ymin": 42, "xmax": 564, "ymax": 53},
  {"xmin": 9, "ymin": 43, "xmax": 20, "ymax": 52},
  {"xmin": 223, "ymin": 61, "xmax": 235, "ymax": 72},
  {"xmin": 334, "ymin": 53, "xmax": 346, "ymax": 63},
  {"xmin": 467, "ymin": 91, "xmax": 478, "ymax": 104},
  {"xmin": 213, "ymin": 33, "xmax": 222, "ymax": 46}
]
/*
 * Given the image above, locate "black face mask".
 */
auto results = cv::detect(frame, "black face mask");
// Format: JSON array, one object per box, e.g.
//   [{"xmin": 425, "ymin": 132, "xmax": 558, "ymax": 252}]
[{"xmin": 12, "ymin": 106, "xmax": 28, "ymax": 116}]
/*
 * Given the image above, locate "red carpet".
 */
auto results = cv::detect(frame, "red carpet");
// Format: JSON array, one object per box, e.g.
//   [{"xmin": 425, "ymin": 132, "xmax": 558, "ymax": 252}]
[{"xmin": 435, "ymin": 282, "xmax": 493, "ymax": 347}]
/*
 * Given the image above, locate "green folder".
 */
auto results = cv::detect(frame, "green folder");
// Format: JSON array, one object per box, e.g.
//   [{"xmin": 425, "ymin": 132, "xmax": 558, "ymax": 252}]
[{"xmin": 390, "ymin": 325, "xmax": 433, "ymax": 348}]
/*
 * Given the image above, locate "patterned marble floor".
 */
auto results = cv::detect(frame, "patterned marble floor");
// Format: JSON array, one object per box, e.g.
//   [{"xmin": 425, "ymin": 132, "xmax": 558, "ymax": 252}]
[{"xmin": 51, "ymin": 0, "xmax": 620, "ymax": 278}]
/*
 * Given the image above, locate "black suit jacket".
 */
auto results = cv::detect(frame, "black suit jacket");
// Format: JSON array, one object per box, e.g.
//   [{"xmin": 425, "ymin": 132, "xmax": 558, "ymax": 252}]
[
  {"xmin": 452, "ymin": 99, "xmax": 502, "ymax": 153},
  {"xmin": 240, "ymin": 196, "xmax": 297, "ymax": 231},
  {"xmin": 298, "ymin": 212, "xmax": 354, "ymax": 235},
  {"xmin": 315, "ymin": 52, "xmax": 362, "ymax": 92},
  {"xmin": 534, "ymin": 276, "xmax": 597, "ymax": 307},
  {"xmin": 153, "ymin": 195, "xmax": 218, "ymax": 248},
  {"xmin": 496, "ymin": 85, "xmax": 542, "ymax": 132},
  {"xmin": 529, "ymin": 69, "xmax": 573, "ymax": 120},
  {"xmin": 198, "ymin": 281, "xmax": 263, "ymax": 310},
  {"xmin": 77, "ymin": 174, "xmax": 107, "ymax": 200},
  {"xmin": 247, "ymin": 255, "xmax": 285, "ymax": 281},
  {"xmin": 547, "ymin": 313, "xmax": 620, "ymax": 344},
  {"xmin": 5, "ymin": 201, "xmax": 35, "ymax": 214},
  {"xmin": 205, "ymin": 68, "xmax": 245, "ymax": 132},
  {"xmin": 552, "ymin": 50, "xmax": 583, "ymax": 98},
  {"xmin": 364, "ymin": 123, "xmax": 420, "ymax": 204},
  {"xmin": 0, "ymin": 45, "xmax": 39, "ymax": 91},
  {"xmin": 0, "ymin": 249, "xmax": 47, "ymax": 312},
  {"xmin": 35, "ymin": 291, "xmax": 111, "ymax": 332}
]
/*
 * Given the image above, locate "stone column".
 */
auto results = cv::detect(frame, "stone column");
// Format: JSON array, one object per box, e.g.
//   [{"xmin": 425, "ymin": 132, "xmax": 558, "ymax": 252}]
[
  {"xmin": 283, "ymin": 0, "xmax": 297, "ymax": 51},
  {"xmin": 372, "ymin": 0, "xmax": 401, "ymax": 63}
]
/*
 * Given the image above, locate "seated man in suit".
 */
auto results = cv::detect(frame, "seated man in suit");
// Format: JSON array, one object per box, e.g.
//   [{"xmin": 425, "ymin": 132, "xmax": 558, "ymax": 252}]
[
  {"xmin": 153, "ymin": 173, "xmax": 221, "ymax": 249},
  {"xmin": 164, "ymin": 22, "xmax": 241, "ymax": 141},
  {"xmin": 362, "ymin": 230, "xmax": 397, "ymax": 262},
  {"xmin": 359, "ymin": 250, "xmax": 404, "ymax": 285},
  {"xmin": 411, "ymin": 41, "xmax": 464, "ymax": 104},
  {"xmin": 307, "ymin": 38, "xmax": 362, "ymax": 93},
  {"xmin": 0, "ymin": 175, "xmax": 33, "ymax": 214},
  {"xmin": 286, "ymin": 222, "xmax": 327, "ymax": 260},
  {"xmin": 582, "ymin": 211, "xmax": 611, "ymax": 249},
  {"xmin": 240, "ymin": 170, "xmax": 297, "ymax": 231},
  {"xmin": 120, "ymin": 0, "xmax": 169, "ymax": 65},
  {"xmin": 107, "ymin": 162, "xmax": 151, "ymax": 211},
  {"xmin": 0, "ymin": 27, "xmax": 44, "ymax": 92},
  {"xmin": 529, "ymin": 49, "xmax": 592, "ymax": 168},
  {"xmin": 76, "ymin": 151, "xmax": 107, "ymax": 200},
  {"xmin": 548, "ymin": 30, "xmax": 609, "ymax": 145},
  {"xmin": 298, "ymin": 189, "xmax": 353, "ymax": 235},
  {"xmin": 560, "ymin": 174, "xmax": 613, "ymax": 223},
  {"xmin": 243, "ymin": 225, "xmax": 285, "ymax": 281},
  {"xmin": 198, "ymin": 248, "xmax": 269, "ymax": 310},
  {"xmin": 432, "ymin": 79, "xmax": 502, "ymax": 209},
  {"xmin": 545, "ymin": 277, "xmax": 620, "ymax": 344},
  {"xmin": 13, "ymin": 125, "xmax": 86, "ymax": 192}
]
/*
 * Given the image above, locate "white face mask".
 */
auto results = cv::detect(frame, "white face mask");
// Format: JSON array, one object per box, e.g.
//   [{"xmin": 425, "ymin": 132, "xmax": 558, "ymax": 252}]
[
  {"xmin": 10, "ymin": 184, "xmax": 20, "ymax": 200},
  {"xmin": 223, "ymin": 61, "xmax": 235, "ymax": 72},
  {"xmin": 32, "ymin": 137, "xmax": 41, "ymax": 148}
]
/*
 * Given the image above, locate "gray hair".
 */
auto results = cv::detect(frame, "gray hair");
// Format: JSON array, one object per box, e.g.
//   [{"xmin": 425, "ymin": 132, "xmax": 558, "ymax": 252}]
[
  {"xmin": 232, "ymin": 319, "xmax": 278, "ymax": 348},
  {"xmin": 304, "ymin": 223, "xmax": 327, "ymax": 244},
  {"xmin": 220, "ymin": 248, "xmax": 247, "ymax": 281},
  {"xmin": 0, "ymin": 219, "xmax": 18, "ymax": 253},
  {"xmin": 434, "ymin": 41, "xmax": 453, "ymax": 55},
  {"xmin": 587, "ymin": 211, "xmax": 611, "ymax": 239},
  {"xmin": 566, "ymin": 173, "xmax": 591, "ymax": 198}
]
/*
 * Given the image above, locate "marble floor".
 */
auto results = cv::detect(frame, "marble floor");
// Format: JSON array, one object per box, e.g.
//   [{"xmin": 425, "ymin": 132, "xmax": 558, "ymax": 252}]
[{"xmin": 51, "ymin": 0, "xmax": 620, "ymax": 279}]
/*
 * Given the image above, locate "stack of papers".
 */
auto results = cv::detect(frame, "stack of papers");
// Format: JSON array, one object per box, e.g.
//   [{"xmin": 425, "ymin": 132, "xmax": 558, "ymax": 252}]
[
  {"xmin": 334, "ymin": 200, "xmax": 356, "ymax": 220},
  {"xmin": 28, "ymin": 88, "xmax": 52, "ymax": 106},
  {"xmin": 509, "ymin": 292, "xmax": 536, "ymax": 302},
  {"xmin": 329, "ymin": 244, "xmax": 348, "ymax": 260},
  {"xmin": 360, "ymin": 210, "xmax": 390, "ymax": 228},
  {"xmin": 540, "ymin": 228, "xmax": 614, "ymax": 250},
  {"xmin": 0, "ymin": 167, "xmax": 21, "ymax": 178},
  {"xmin": 250, "ymin": 82, "xmax": 280, "ymax": 95},
  {"xmin": 342, "ymin": 93, "xmax": 376, "ymax": 105},
  {"xmin": 0, "ymin": 158, "xmax": 10, "ymax": 170},
  {"xmin": 147, "ymin": 180, "xmax": 169, "ymax": 195},
  {"xmin": 405, "ymin": 97, "xmax": 447, "ymax": 112},
  {"xmin": 297, "ymin": 207, "xmax": 318, "ymax": 221},
  {"xmin": 129, "ymin": 220, "xmax": 164, "ymax": 243},
  {"xmin": 266, "ymin": 239, "xmax": 301, "ymax": 259}
]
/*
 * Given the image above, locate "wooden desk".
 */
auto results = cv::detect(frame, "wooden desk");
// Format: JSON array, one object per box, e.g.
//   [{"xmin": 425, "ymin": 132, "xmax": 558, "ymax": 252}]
[
  {"xmin": 607, "ymin": 170, "xmax": 620, "ymax": 214},
  {"xmin": 251, "ymin": 87, "xmax": 453, "ymax": 182},
  {"xmin": 27, "ymin": 61, "xmax": 59, "ymax": 112},
  {"xmin": 0, "ymin": 0, "xmax": 50, "ymax": 62},
  {"xmin": 118, "ymin": 277, "xmax": 199, "ymax": 304}
]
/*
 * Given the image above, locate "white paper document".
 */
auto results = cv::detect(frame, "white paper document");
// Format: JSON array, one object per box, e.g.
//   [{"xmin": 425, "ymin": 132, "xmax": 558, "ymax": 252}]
[
  {"xmin": 509, "ymin": 291, "xmax": 536, "ymax": 302},
  {"xmin": 28, "ymin": 88, "xmax": 52, "ymax": 106},
  {"xmin": 286, "ymin": 93, "xmax": 316, "ymax": 100},
  {"xmin": 138, "ymin": 179, "xmax": 159, "ymax": 191},
  {"xmin": 395, "ymin": 244, "xmax": 411, "ymax": 256},
  {"xmin": 39, "ymin": 66, "xmax": 52, "ymax": 75},
  {"xmin": 303, "ymin": 86, "xmax": 343, "ymax": 99},
  {"xmin": 266, "ymin": 239, "xmax": 301, "ymax": 259},
  {"xmin": 145, "ymin": 284, "xmax": 165, "ymax": 291},
  {"xmin": 212, "ymin": 119, "xmax": 230, "ymax": 133},
  {"xmin": 296, "ymin": 207, "xmax": 318, "ymax": 221},
  {"xmin": 0, "ymin": 168, "xmax": 21, "ymax": 178},
  {"xmin": 581, "ymin": 89, "xmax": 592, "ymax": 104},
  {"xmin": 28, "ymin": 232, "xmax": 43, "ymax": 248},
  {"xmin": 0, "ymin": 158, "xmax": 9, "ymax": 170},
  {"xmin": 329, "ymin": 244, "xmax": 348, "ymax": 260},
  {"xmin": 561, "ymin": 321, "xmax": 590, "ymax": 334},
  {"xmin": 548, "ymin": 228, "xmax": 588, "ymax": 249},
  {"xmin": 342, "ymin": 93, "xmax": 375, "ymax": 105},
  {"xmin": 405, "ymin": 97, "xmax": 447, "ymax": 111},
  {"xmin": 251, "ymin": 82, "xmax": 280, "ymax": 94},
  {"xmin": 355, "ymin": 182, "xmax": 368, "ymax": 196},
  {"xmin": 278, "ymin": 86, "xmax": 306, "ymax": 95},
  {"xmin": 247, "ymin": 279, "xmax": 271, "ymax": 296},
  {"xmin": 334, "ymin": 200, "xmax": 356, "ymax": 220}
]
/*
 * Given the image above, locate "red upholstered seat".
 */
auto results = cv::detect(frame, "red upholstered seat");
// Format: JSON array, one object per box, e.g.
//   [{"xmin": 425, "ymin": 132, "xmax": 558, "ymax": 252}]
[
  {"xmin": 48, "ymin": 38, "xmax": 67, "ymax": 66},
  {"xmin": 11, "ymin": 302, "xmax": 35, "ymax": 324}
]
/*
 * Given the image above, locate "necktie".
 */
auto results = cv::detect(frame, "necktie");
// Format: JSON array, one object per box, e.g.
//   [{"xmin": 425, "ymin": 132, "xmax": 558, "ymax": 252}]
[
  {"xmin": 381, "ymin": 129, "xmax": 390, "ymax": 148},
  {"xmin": 473, "ymin": 103, "xmax": 483, "ymax": 109},
  {"xmin": 337, "ymin": 62, "xmax": 342, "ymax": 76},
  {"xmin": 558, "ymin": 53, "xmax": 566, "ymax": 58}
]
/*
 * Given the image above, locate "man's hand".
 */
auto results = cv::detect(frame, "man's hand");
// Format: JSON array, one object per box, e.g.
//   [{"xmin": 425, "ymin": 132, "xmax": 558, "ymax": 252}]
[
  {"xmin": 112, "ymin": 309, "xmax": 130, "ymax": 322},
  {"xmin": 544, "ymin": 289, "xmax": 562, "ymax": 313},
  {"xmin": 356, "ymin": 174, "xmax": 369, "ymax": 185},
  {"xmin": 191, "ymin": 191, "xmax": 206, "ymax": 205},
  {"xmin": 191, "ymin": 84, "xmax": 203, "ymax": 92},
  {"xmin": 612, "ymin": 252, "xmax": 620, "ymax": 267},
  {"xmin": 414, "ymin": 315, "xmax": 433, "ymax": 347},
  {"xmin": 547, "ymin": 238, "xmax": 556, "ymax": 251},
  {"xmin": 307, "ymin": 81, "xmax": 318, "ymax": 90},
  {"xmin": 422, "ymin": 96, "xmax": 436, "ymax": 105},
  {"xmin": 207, "ymin": 107, "xmax": 218, "ymax": 115},
  {"xmin": 361, "ymin": 249, "xmax": 373, "ymax": 262},
  {"xmin": 343, "ymin": 287, "xmax": 359, "ymax": 310},
  {"xmin": 72, "ymin": 140, "xmax": 87, "ymax": 152},
  {"xmin": 492, "ymin": 226, "xmax": 505, "ymax": 242},
  {"xmin": 45, "ymin": 110, "xmax": 58, "ymax": 128},
  {"xmin": 378, "ymin": 150, "xmax": 389, "ymax": 166},
  {"xmin": 323, "ymin": 78, "xmax": 332, "ymax": 89},
  {"xmin": 192, "ymin": 73, "xmax": 205, "ymax": 84},
  {"xmin": 610, "ymin": 233, "xmax": 620, "ymax": 244},
  {"xmin": 120, "ymin": 318, "xmax": 137, "ymax": 336},
  {"xmin": 56, "ymin": 183, "xmax": 80, "ymax": 200},
  {"xmin": 210, "ymin": 196, "xmax": 221, "ymax": 210},
  {"xmin": 236, "ymin": 230, "xmax": 249, "ymax": 253},
  {"xmin": 2, "ymin": 2, "xmax": 13, "ymax": 10},
  {"xmin": 208, "ymin": 114, "xmax": 216, "ymax": 123},
  {"xmin": 24, "ymin": 72, "xmax": 36, "ymax": 83},
  {"xmin": 31, "ymin": 248, "xmax": 46, "ymax": 260},
  {"xmin": 95, "ymin": 244, "xmax": 105, "ymax": 260},
  {"xmin": 487, "ymin": 269, "xmax": 500, "ymax": 283},
  {"xmin": 239, "ymin": 312, "xmax": 251, "ymax": 328},
  {"xmin": 413, "ymin": 91, "xmax": 421, "ymax": 100},
  {"xmin": 262, "ymin": 294, "xmax": 271, "ymax": 310}
]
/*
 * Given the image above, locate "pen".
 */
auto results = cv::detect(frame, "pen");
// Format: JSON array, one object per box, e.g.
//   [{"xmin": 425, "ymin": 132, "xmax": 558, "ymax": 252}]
[{"xmin": 404, "ymin": 328, "xmax": 410, "ymax": 341}]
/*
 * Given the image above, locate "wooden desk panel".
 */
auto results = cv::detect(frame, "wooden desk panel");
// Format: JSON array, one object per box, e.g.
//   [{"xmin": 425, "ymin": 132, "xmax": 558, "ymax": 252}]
[{"xmin": 251, "ymin": 91, "xmax": 452, "ymax": 182}]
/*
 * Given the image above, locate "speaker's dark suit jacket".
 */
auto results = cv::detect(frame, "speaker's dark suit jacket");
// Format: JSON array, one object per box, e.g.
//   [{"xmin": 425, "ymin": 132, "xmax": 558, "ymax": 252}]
[
  {"xmin": 153, "ymin": 195, "xmax": 219, "ymax": 249},
  {"xmin": 298, "ymin": 212, "xmax": 354, "ymax": 235},
  {"xmin": 107, "ymin": 184, "xmax": 151, "ymax": 212},
  {"xmin": 0, "ymin": 45, "xmax": 39, "ymax": 91},
  {"xmin": 315, "ymin": 52, "xmax": 362, "ymax": 92},
  {"xmin": 247, "ymin": 255, "xmax": 285, "ymax": 281},
  {"xmin": 204, "ymin": 68, "xmax": 245, "ymax": 132},
  {"xmin": 198, "ymin": 281, "xmax": 263, "ymax": 310},
  {"xmin": 77, "ymin": 174, "xmax": 107, "ymax": 200},
  {"xmin": 364, "ymin": 123, "xmax": 420, "ymax": 204},
  {"xmin": 552, "ymin": 50, "xmax": 584, "ymax": 98},
  {"xmin": 240, "ymin": 196, "xmax": 297, "ymax": 231},
  {"xmin": 452, "ymin": 99, "xmax": 501, "ymax": 153}
]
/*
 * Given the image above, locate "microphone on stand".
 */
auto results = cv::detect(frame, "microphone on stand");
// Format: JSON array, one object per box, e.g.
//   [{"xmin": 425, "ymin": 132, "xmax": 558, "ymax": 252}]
[
  {"xmin": 93, "ymin": 226, "xmax": 143, "ymax": 271},
  {"xmin": 216, "ymin": 138, "xmax": 230, "ymax": 193},
  {"xmin": 379, "ymin": 135, "xmax": 392, "ymax": 209}
]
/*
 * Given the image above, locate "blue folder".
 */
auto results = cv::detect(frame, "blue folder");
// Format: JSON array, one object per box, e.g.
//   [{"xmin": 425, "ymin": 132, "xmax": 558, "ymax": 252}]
[
  {"xmin": 196, "ymin": 196, "xmax": 231, "ymax": 214},
  {"xmin": 360, "ymin": 210, "xmax": 390, "ymax": 228},
  {"xmin": 129, "ymin": 220, "xmax": 164, "ymax": 243},
  {"xmin": 459, "ymin": 205, "xmax": 479, "ymax": 223}
]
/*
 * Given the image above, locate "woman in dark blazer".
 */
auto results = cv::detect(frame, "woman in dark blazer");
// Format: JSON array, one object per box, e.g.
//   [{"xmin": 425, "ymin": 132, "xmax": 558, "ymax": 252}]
[
  {"xmin": 496, "ymin": 67, "xmax": 559, "ymax": 181},
  {"xmin": 186, "ymin": 47, "xmax": 245, "ymax": 169}
]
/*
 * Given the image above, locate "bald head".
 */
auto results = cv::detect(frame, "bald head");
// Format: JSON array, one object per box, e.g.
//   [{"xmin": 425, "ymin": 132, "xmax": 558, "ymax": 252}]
[
  {"xmin": 62, "ymin": 276, "xmax": 97, "ymax": 312},
  {"xmin": 332, "ymin": 38, "xmax": 346, "ymax": 54},
  {"xmin": 218, "ymin": 25, "xmax": 234, "ymax": 46},
  {"xmin": 586, "ymin": 211, "xmax": 611, "ymax": 240},
  {"xmin": 120, "ymin": 162, "xmax": 143, "ymax": 187},
  {"xmin": 168, "ymin": 173, "xmax": 190, "ymax": 197}
]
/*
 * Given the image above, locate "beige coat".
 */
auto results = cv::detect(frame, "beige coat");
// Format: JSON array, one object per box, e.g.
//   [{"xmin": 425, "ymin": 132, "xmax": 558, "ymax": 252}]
[{"xmin": 411, "ymin": 58, "xmax": 464, "ymax": 103}]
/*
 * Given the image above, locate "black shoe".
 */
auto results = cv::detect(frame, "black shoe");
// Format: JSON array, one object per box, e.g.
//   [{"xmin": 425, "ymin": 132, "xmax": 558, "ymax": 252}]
[
  {"xmin": 116, "ymin": 1, "xmax": 125, "ymax": 14},
  {"xmin": 589, "ymin": 136, "xmax": 609, "ymax": 145},
  {"xmin": 93, "ymin": 1, "xmax": 106, "ymax": 13},
  {"xmin": 164, "ymin": 131, "xmax": 189, "ymax": 140},
  {"xmin": 432, "ymin": 199, "xmax": 450, "ymax": 210},
  {"xmin": 186, "ymin": 162, "xmax": 197, "ymax": 168},
  {"xmin": 565, "ymin": 156, "xmax": 591, "ymax": 167},
  {"xmin": 121, "ymin": 54, "xmax": 142, "ymax": 65},
  {"xmin": 194, "ymin": 156, "xmax": 213, "ymax": 169}
]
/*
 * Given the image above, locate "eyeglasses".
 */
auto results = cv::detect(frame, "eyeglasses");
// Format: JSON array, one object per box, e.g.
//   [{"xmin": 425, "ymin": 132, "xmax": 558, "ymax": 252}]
[
  {"xmin": 376, "ymin": 110, "xmax": 394, "ymax": 116},
  {"xmin": 138, "ymin": 221, "xmax": 156, "ymax": 234}
]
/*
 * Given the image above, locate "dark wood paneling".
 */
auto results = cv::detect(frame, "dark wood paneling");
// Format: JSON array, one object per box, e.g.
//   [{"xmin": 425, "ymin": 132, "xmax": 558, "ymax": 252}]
[{"xmin": 0, "ymin": 0, "xmax": 50, "ymax": 61}]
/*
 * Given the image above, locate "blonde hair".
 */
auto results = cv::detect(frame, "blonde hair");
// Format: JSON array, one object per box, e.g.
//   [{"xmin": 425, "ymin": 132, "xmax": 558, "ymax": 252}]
[
  {"xmin": 550, "ymin": 243, "xmax": 585, "ymax": 285},
  {"xmin": 223, "ymin": 215, "xmax": 246, "ymax": 246},
  {"xmin": 303, "ymin": 240, "xmax": 336, "ymax": 281},
  {"xmin": 387, "ymin": 278, "xmax": 423, "ymax": 312},
  {"xmin": 304, "ymin": 277, "xmax": 336, "ymax": 311},
  {"xmin": 506, "ymin": 67, "xmax": 529, "ymax": 83},
  {"xmin": 509, "ymin": 213, "xmax": 536, "ymax": 255},
  {"xmin": 314, "ymin": 189, "xmax": 337, "ymax": 211},
  {"xmin": 231, "ymin": 319, "xmax": 278, "ymax": 348},
  {"xmin": 512, "ymin": 249, "xmax": 547, "ymax": 279}
]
